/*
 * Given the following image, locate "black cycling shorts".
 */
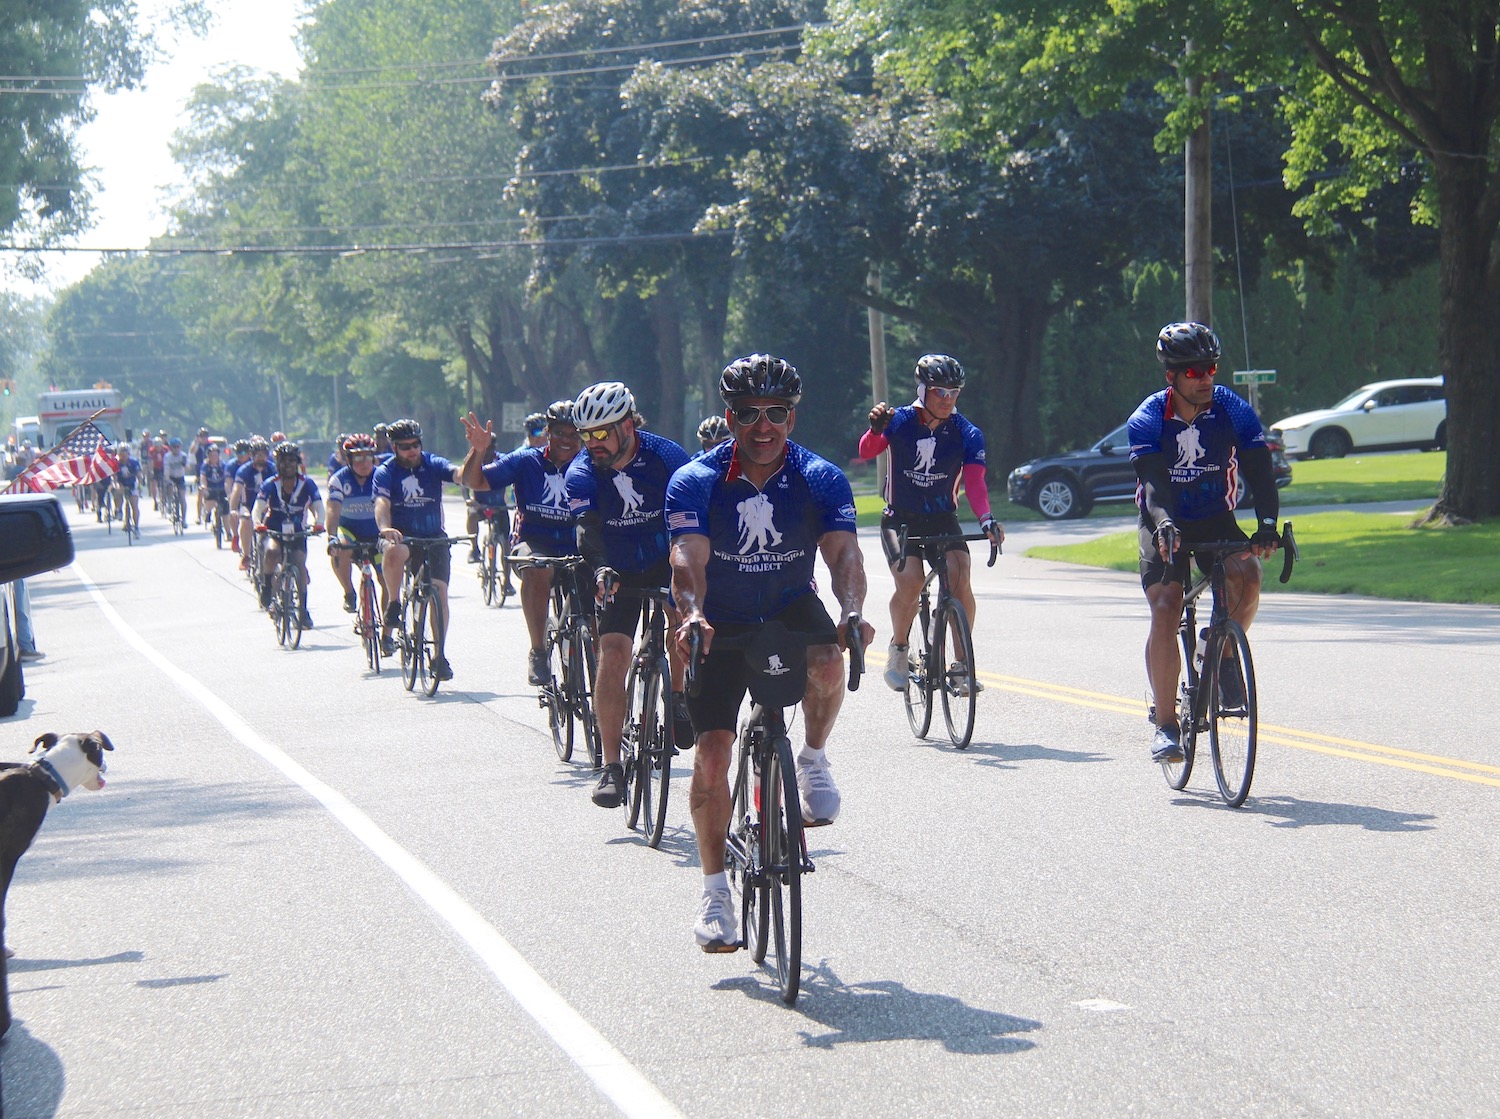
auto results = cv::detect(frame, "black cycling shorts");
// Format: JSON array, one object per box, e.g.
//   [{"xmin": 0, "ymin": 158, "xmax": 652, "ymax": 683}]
[
  {"xmin": 596, "ymin": 561, "xmax": 672, "ymax": 639},
  {"xmin": 880, "ymin": 509, "xmax": 966, "ymax": 566},
  {"xmin": 387, "ymin": 539, "xmax": 451, "ymax": 585},
  {"xmin": 684, "ymin": 594, "xmax": 839, "ymax": 736},
  {"xmin": 1139, "ymin": 511, "xmax": 1249, "ymax": 590}
]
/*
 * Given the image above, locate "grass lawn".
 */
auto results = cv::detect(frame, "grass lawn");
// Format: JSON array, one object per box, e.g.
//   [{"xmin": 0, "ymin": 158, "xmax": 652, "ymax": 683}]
[
  {"xmin": 1027, "ymin": 508, "xmax": 1500, "ymax": 606},
  {"xmin": 1278, "ymin": 450, "xmax": 1446, "ymax": 506}
]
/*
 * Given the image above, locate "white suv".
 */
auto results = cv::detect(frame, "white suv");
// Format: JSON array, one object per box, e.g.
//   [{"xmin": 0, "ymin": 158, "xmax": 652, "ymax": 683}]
[{"xmin": 1269, "ymin": 377, "xmax": 1446, "ymax": 459}]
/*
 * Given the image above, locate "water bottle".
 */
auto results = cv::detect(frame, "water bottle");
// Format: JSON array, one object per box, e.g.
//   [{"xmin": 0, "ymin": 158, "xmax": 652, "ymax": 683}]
[{"xmin": 1193, "ymin": 627, "xmax": 1209, "ymax": 671}]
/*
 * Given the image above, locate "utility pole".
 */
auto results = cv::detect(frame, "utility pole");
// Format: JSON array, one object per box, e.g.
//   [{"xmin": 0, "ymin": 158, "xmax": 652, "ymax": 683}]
[
  {"xmin": 867, "ymin": 263, "xmax": 889, "ymax": 488},
  {"xmin": 1184, "ymin": 41, "xmax": 1212, "ymax": 326}
]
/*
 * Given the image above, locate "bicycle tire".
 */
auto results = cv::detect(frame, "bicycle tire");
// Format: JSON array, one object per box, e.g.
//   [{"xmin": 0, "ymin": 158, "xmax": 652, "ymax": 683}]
[
  {"xmin": 903, "ymin": 601, "xmax": 934, "ymax": 738},
  {"xmin": 1162, "ymin": 626, "xmax": 1197, "ymax": 789},
  {"xmin": 623, "ymin": 661, "xmax": 644, "ymax": 828},
  {"xmin": 497, "ymin": 537, "xmax": 515, "ymax": 607},
  {"xmin": 642, "ymin": 659, "xmax": 673, "ymax": 849},
  {"xmin": 400, "ymin": 584, "xmax": 420, "ymax": 692},
  {"xmin": 740, "ymin": 733, "xmax": 770, "ymax": 963},
  {"xmin": 575, "ymin": 624, "xmax": 603, "ymax": 770},
  {"xmin": 1208, "ymin": 620, "xmax": 1258, "ymax": 806},
  {"xmin": 480, "ymin": 525, "xmax": 499, "ymax": 606},
  {"xmin": 763, "ymin": 734, "xmax": 804, "ymax": 1004},
  {"xmin": 729, "ymin": 733, "xmax": 756, "ymax": 955},
  {"xmin": 422, "ymin": 593, "xmax": 444, "ymax": 696},
  {"xmin": 360, "ymin": 575, "xmax": 381, "ymax": 673},
  {"xmin": 212, "ymin": 508, "xmax": 223, "ymax": 549},
  {"xmin": 936, "ymin": 600, "xmax": 978, "ymax": 748},
  {"xmin": 275, "ymin": 573, "xmax": 295, "ymax": 649},
  {"xmin": 291, "ymin": 575, "xmax": 306, "ymax": 650},
  {"xmin": 547, "ymin": 612, "xmax": 574, "ymax": 761}
]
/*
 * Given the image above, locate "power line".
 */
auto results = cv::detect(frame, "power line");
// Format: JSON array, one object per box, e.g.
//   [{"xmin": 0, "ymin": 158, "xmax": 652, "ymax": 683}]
[{"xmin": 2, "ymin": 230, "xmax": 731, "ymax": 256}]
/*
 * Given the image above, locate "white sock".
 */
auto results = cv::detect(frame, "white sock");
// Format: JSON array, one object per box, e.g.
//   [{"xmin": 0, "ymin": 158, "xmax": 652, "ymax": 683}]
[
  {"xmin": 799, "ymin": 745, "xmax": 826, "ymax": 766},
  {"xmin": 704, "ymin": 872, "xmax": 728, "ymax": 894}
]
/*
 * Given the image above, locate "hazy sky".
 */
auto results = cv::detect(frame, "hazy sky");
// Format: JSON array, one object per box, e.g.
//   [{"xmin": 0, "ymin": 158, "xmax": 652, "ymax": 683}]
[{"xmin": 12, "ymin": 0, "xmax": 305, "ymax": 294}]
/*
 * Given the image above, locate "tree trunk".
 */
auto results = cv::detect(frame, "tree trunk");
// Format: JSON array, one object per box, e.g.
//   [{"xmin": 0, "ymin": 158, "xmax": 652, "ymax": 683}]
[
  {"xmin": 962, "ymin": 286, "xmax": 1053, "ymax": 473},
  {"xmin": 650, "ymin": 282, "xmax": 686, "ymax": 444},
  {"xmin": 1423, "ymin": 162, "xmax": 1500, "ymax": 524}
]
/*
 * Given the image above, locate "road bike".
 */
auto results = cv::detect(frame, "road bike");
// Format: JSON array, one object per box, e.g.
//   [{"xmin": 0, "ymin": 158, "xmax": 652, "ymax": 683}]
[
  {"xmin": 893, "ymin": 528, "xmax": 1000, "ymax": 749},
  {"xmin": 163, "ymin": 480, "xmax": 187, "ymax": 536},
  {"xmin": 514, "ymin": 555, "xmax": 601, "ymax": 767},
  {"xmin": 120, "ymin": 494, "xmax": 138, "ymax": 545},
  {"xmin": 689, "ymin": 615, "xmax": 865, "ymax": 1005},
  {"xmin": 206, "ymin": 493, "xmax": 228, "ymax": 549},
  {"xmin": 332, "ymin": 539, "xmax": 384, "ymax": 673},
  {"xmin": 258, "ymin": 525, "xmax": 323, "ymax": 649},
  {"xmin": 614, "ymin": 587, "xmax": 680, "ymax": 848},
  {"xmin": 396, "ymin": 536, "xmax": 469, "ymax": 696},
  {"xmin": 1154, "ymin": 523, "xmax": 1298, "ymax": 807},
  {"xmin": 474, "ymin": 505, "xmax": 514, "ymax": 608}
]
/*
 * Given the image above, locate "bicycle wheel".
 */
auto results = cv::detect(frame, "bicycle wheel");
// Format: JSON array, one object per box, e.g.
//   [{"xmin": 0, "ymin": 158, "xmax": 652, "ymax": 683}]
[
  {"xmin": 1161, "ymin": 627, "xmax": 1197, "ymax": 790},
  {"xmin": 275, "ymin": 577, "xmax": 295, "ymax": 648},
  {"xmin": 729, "ymin": 734, "xmax": 757, "ymax": 955},
  {"xmin": 212, "ymin": 507, "xmax": 223, "ymax": 549},
  {"xmin": 935, "ymin": 600, "xmax": 978, "ymax": 748},
  {"xmin": 761, "ymin": 734, "xmax": 804, "ymax": 1005},
  {"xmin": 641, "ymin": 661, "xmax": 673, "ymax": 849},
  {"xmin": 546, "ymin": 614, "xmax": 574, "ymax": 761},
  {"xmin": 400, "ymin": 589, "xmax": 421, "ymax": 692},
  {"xmin": 575, "ymin": 624, "xmax": 602, "ymax": 770},
  {"xmin": 623, "ymin": 661, "xmax": 644, "ymax": 828},
  {"xmin": 420, "ymin": 592, "xmax": 444, "ymax": 696},
  {"xmin": 497, "ymin": 537, "xmax": 515, "ymax": 607},
  {"xmin": 903, "ymin": 603, "xmax": 934, "ymax": 738},
  {"xmin": 480, "ymin": 525, "xmax": 499, "ymax": 606},
  {"xmin": 360, "ymin": 575, "xmax": 381, "ymax": 673},
  {"xmin": 1208, "ymin": 621, "xmax": 1258, "ymax": 806}
]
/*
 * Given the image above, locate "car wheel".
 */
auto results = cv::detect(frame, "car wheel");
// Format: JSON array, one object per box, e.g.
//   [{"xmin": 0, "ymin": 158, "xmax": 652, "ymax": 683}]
[
  {"xmin": 1431, "ymin": 421, "xmax": 1446, "ymax": 451},
  {"xmin": 1035, "ymin": 475, "xmax": 1086, "ymax": 520},
  {"xmin": 1308, "ymin": 427, "xmax": 1351, "ymax": 459},
  {"xmin": 1232, "ymin": 474, "xmax": 1249, "ymax": 508}
]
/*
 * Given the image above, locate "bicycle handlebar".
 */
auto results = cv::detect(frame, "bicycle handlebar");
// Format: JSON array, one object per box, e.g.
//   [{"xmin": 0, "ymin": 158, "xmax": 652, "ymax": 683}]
[
  {"xmin": 895, "ymin": 527, "xmax": 1001, "ymax": 571},
  {"xmin": 1156, "ymin": 522, "xmax": 1299, "ymax": 585},
  {"xmin": 686, "ymin": 622, "xmax": 704, "ymax": 699},
  {"xmin": 256, "ymin": 524, "xmax": 324, "ymax": 540},
  {"xmin": 682, "ymin": 615, "xmax": 865, "ymax": 696},
  {"xmin": 510, "ymin": 553, "xmax": 588, "ymax": 573},
  {"xmin": 843, "ymin": 612, "xmax": 866, "ymax": 692}
]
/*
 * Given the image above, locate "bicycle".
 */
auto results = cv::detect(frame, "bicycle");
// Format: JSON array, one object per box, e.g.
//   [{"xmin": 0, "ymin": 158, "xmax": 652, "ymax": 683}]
[
  {"xmin": 258, "ymin": 525, "xmax": 323, "ymax": 649},
  {"xmin": 206, "ymin": 493, "xmax": 228, "ymax": 549},
  {"xmin": 613, "ymin": 587, "xmax": 680, "ymax": 848},
  {"xmin": 396, "ymin": 535, "xmax": 469, "ymax": 696},
  {"xmin": 120, "ymin": 494, "xmax": 138, "ymax": 545},
  {"xmin": 1154, "ymin": 522, "xmax": 1298, "ymax": 807},
  {"xmin": 332, "ymin": 540, "xmax": 384, "ymax": 673},
  {"xmin": 689, "ymin": 614, "xmax": 865, "ymax": 1005},
  {"xmin": 164, "ymin": 480, "xmax": 187, "ymax": 536},
  {"xmin": 474, "ymin": 505, "xmax": 514, "ymax": 608},
  {"xmin": 513, "ymin": 555, "xmax": 602, "ymax": 767},
  {"xmin": 893, "ymin": 528, "xmax": 1000, "ymax": 749}
]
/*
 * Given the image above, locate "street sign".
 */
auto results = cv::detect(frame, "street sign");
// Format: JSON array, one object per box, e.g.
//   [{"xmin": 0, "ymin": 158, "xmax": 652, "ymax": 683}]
[{"xmin": 1232, "ymin": 369, "xmax": 1277, "ymax": 385}]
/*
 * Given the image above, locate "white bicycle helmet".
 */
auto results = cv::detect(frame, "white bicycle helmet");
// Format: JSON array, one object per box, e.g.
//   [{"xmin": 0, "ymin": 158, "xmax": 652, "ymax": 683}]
[{"xmin": 573, "ymin": 381, "xmax": 635, "ymax": 429}]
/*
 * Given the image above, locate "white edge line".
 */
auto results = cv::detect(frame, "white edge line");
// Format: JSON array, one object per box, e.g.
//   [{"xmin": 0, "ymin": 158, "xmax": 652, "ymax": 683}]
[{"xmin": 72, "ymin": 561, "xmax": 686, "ymax": 1119}]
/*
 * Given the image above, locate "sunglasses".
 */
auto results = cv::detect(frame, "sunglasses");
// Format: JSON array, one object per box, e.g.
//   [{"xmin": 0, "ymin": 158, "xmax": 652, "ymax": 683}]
[
  {"xmin": 927, "ymin": 386, "xmax": 962, "ymax": 400},
  {"xmin": 581, "ymin": 426, "xmax": 616, "ymax": 443},
  {"xmin": 731, "ymin": 405, "xmax": 791, "ymax": 426},
  {"xmin": 349, "ymin": 452, "xmax": 374, "ymax": 462},
  {"xmin": 1175, "ymin": 364, "xmax": 1218, "ymax": 380},
  {"xmin": 393, "ymin": 439, "xmax": 422, "ymax": 451}
]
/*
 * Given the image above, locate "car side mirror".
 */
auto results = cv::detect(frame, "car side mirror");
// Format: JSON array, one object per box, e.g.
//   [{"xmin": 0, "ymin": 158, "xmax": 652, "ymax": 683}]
[
  {"xmin": 1363, "ymin": 399, "xmax": 1378, "ymax": 411},
  {"xmin": 0, "ymin": 494, "xmax": 75, "ymax": 583}
]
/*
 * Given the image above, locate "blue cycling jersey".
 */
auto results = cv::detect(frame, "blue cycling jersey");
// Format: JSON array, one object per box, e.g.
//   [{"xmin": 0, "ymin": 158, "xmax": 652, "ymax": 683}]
[
  {"xmin": 235, "ymin": 461, "xmax": 274, "ymax": 507},
  {"xmin": 372, "ymin": 451, "xmax": 456, "ymax": 537},
  {"xmin": 667, "ymin": 440, "xmax": 858, "ymax": 625},
  {"xmin": 327, "ymin": 465, "xmax": 379, "ymax": 539},
  {"xmin": 882, "ymin": 403, "xmax": 986, "ymax": 517},
  {"xmin": 200, "ymin": 462, "xmax": 227, "ymax": 496},
  {"xmin": 1128, "ymin": 385, "xmax": 1268, "ymax": 523},
  {"xmin": 566, "ymin": 430, "xmax": 689, "ymax": 572},
  {"xmin": 113, "ymin": 459, "xmax": 140, "ymax": 491},
  {"xmin": 482, "ymin": 446, "xmax": 576, "ymax": 552},
  {"xmin": 257, "ymin": 475, "xmax": 322, "ymax": 533}
]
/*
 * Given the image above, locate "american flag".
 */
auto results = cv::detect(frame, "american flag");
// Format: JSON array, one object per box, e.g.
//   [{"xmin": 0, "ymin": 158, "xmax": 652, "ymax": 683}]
[{"xmin": 6, "ymin": 419, "xmax": 120, "ymax": 494}]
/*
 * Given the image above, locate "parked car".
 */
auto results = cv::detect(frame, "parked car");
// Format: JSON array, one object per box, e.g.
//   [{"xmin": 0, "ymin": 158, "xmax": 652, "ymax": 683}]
[
  {"xmin": 0, "ymin": 493, "xmax": 76, "ymax": 717},
  {"xmin": 1269, "ymin": 377, "xmax": 1446, "ymax": 459},
  {"xmin": 1007, "ymin": 423, "xmax": 1292, "ymax": 520}
]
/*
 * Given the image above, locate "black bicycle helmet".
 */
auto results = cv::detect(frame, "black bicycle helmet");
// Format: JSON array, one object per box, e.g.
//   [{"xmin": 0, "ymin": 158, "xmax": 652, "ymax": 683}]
[
  {"xmin": 545, "ymin": 399, "xmax": 575, "ymax": 427},
  {"xmin": 1156, "ymin": 322, "xmax": 1221, "ymax": 367},
  {"xmin": 274, "ymin": 441, "xmax": 301, "ymax": 468},
  {"xmin": 387, "ymin": 418, "xmax": 422, "ymax": 442},
  {"xmin": 697, "ymin": 415, "xmax": 731, "ymax": 448},
  {"xmin": 718, "ymin": 354, "xmax": 802, "ymax": 406},
  {"xmin": 249, "ymin": 435, "xmax": 270, "ymax": 453},
  {"xmin": 915, "ymin": 353, "xmax": 966, "ymax": 388},
  {"xmin": 234, "ymin": 438, "xmax": 251, "ymax": 454}
]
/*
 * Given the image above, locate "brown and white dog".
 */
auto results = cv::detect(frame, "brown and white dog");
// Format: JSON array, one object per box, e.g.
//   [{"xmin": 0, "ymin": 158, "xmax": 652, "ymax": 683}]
[{"xmin": 0, "ymin": 730, "xmax": 113, "ymax": 1037}]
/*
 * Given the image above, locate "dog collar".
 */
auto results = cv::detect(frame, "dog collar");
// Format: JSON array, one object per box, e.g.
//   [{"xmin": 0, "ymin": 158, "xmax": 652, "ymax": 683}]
[
  {"xmin": 34, "ymin": 739, "xmax": 101, "ymax": 800},
  {"xmin": 34, "ymin": 758, "xmax": 70, "ymax": 800}
]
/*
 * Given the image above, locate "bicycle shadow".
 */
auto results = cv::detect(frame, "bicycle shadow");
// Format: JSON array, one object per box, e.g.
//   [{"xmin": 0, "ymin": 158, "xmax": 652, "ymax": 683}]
[
  {"xmin": 1, "ymin": 1019, "xmax": 66, "ymax": 1119},
  {"xmin": 713, "ymin": 964, "xmax": 1040, "ymax": 1053},
  {"xmin": 1171, "ymin": 791, "xmax": 1437, "ymax": 831}
]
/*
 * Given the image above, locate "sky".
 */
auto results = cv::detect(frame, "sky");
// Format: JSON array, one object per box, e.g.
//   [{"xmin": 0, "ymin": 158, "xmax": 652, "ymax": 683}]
[{"xmin": 11, "ymin": 0, "xmax": 305, "ymax": 295}]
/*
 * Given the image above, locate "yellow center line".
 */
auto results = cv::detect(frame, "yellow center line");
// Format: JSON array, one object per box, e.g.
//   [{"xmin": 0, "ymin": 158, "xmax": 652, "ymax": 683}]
[{"xmin": 873, "ymin": 655, "xmax": 1497, "ymax": 788}]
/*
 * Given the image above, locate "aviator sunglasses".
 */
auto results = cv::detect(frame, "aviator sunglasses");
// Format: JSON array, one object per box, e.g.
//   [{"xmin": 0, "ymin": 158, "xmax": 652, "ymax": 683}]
[{"xmin": 731, "ymin": 404, "xmax": 791, "ymax": 426}]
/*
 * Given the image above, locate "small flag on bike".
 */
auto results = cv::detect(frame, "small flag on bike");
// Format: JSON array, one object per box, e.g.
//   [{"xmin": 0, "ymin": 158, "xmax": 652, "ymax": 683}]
[{"xmin": 5, "ymin": 419, "xmax": 120, "ymax": 494}]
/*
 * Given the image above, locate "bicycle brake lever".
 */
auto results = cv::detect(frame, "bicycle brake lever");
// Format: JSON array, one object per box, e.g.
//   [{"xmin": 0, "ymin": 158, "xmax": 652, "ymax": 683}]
[
  {"xmin": 1279, "ymin": 521, "xmax": 1298, "ymax": 584},
  {"xmin": 844, "ymin": 613, "xmax": 865, "ymax": 692}
]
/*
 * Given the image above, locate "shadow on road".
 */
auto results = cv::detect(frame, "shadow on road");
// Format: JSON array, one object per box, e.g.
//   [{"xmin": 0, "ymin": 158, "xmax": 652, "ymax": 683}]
[
  {"xmin": 1172, "ymin": 791, "xmax": 1436, "ymax": 831},
  {"xmin": 713, "ymin": 966, "xmax": 1041, "ymax": 1053},
  {"xmin": 0, "ymin": 1019, "xmax": 65, "ymax": 1119}
]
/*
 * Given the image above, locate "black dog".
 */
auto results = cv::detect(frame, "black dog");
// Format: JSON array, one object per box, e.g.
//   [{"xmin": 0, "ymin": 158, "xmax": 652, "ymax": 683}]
[{"xmin": 0, "ymin": 731, "xmax": 113, "ymax": 1038}]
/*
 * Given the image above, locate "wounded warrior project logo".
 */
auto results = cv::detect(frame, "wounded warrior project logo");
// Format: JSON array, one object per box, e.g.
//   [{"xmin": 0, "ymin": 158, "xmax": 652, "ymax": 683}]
[
  {"xmin": 1169, "ymin": 427, "xmax": 1217, "ymax": 483},
  {"xmin": 715, "ymin": 489, "xmax": 806, "ymax": 573},
  {"xmin": 903, "ymin": 433, "xmax": 947, "ymax": 489}
]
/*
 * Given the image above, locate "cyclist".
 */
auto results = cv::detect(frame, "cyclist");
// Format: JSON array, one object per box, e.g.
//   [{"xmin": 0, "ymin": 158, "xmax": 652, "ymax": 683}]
[
  {"xmin": 189, "ymin": 426, "xmax": 212, "ymax": 523},
  {"xmin": 518, "ymin": 412, "xmax": 548, "ymax": 452},
  {"xmin": 326, "ymin": 433, "xmax": 383, "ymax": 615},
  {"xmin": 162, "ymin": 436, "xmax": 192, "ymax": 523},
  {"xmin": 463, "ymin": 428, "xmax": 508, "ymax": 567},
  {"xmin": 147, "ymin": 431, "xmax": 167, "ymax": 509},
  {"xmin": 254, "ymin": 440, "xmax": 325, "ymax": 628},
  {"xmin": 859, "ymin": 354, "xmax": 1003, "ymax": 693},
  {"xmin": 198, "ymin": 442, "xmax": 230, "ymax": 537},
  {"xmin": 327, "ymin": 433, "xmax": 348, "ymax": 482},
  {"xmin": 233, "ymin": 437, "xmax": 275, "ymax": 569},
  {"xmin": 696, "ymin": 414, "xmax": 731, "ymax": 453},
  {"xmin": 1130, "ymin": 321, "xmax": 1281, "ymax": 764},
  {"xmin": 669, "ymin": 354, "xmax": 876, "ymax": 952},
  {"xmin": 224, "ymin": 438, "xmax": 252, "ymax": 554},
  {"xmin": 112, "ymin": 444, "xmax": 141, "ymax": 534},
  {"xmin": 565, "ymin": 380, "xmax": 692, "ymax": 809},
  {"xmin": 373, "ymin": 418, "xmax": 463, "ymax": 677},
  {"xmin": 373, "ymin": 422, "xmax": 392, "ymax": 460},
  {"xmin": 460, "ymin": 400, "xmax": 583, "ymax": 686}
]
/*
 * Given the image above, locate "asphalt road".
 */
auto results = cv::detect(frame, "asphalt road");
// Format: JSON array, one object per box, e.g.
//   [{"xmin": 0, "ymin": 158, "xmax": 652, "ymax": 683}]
[{"xmin": 2, "ymin": 497, "xmax": 1497, "ymax": 1118}]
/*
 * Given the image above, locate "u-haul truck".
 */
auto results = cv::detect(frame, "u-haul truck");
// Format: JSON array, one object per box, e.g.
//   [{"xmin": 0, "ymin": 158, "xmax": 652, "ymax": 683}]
[{"xmin": 37, "ymin": 388, "xmax": 126, "ymax": 449}]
